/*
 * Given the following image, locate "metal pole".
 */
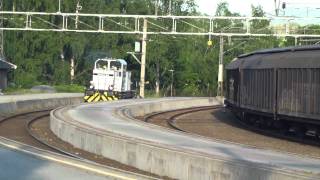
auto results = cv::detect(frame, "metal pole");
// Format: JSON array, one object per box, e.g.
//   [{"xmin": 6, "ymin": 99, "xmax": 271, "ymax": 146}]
[
  {"xmin": 274, "ymin": 0, "xmax": 278, "ymax": 16},
  {"xmin": 169, "ymin": 0, "xmax": 172, "ymax": 15},
  {"xmin": 70, "ymin": 56, "xmax": 75, "ymax": 82},
  {"xmin": 58, "ymin": 0, "xmax": 61, "ymax": 13},
  {"xmin": 155, "ymin": 60, "xmax": 160, "ymax": 96},
  {"xmin": 155, "ymin": 0, "xmax": 159, "ymax": 16},
  {"xmin": 172, "ymin": 70, "xmax": 174, "ymax": 96},
  {"xmin": 169, "ymin": 69, "xmax": 174, "ymax": 96},
  {"xmin": 139, "ymin": 19, "xmax": 147, "ymax": 98},
  {"xmin": 218, "ymin": 36, "xmax": 224, "ymax": 97},
  {"xmin": 0, "ymin": 0, "xmax": 3, "ymax": 57},
  {"xmin": 75, "ymin": 13, "xmax": 79, "ymax": 29},
  {"xmin": 170, "ymin": 79, "xmax": 172, "ymax": 96},
  {"xmin": 75, "ymin": 1, "xmax": 82, "ymax": 29}
]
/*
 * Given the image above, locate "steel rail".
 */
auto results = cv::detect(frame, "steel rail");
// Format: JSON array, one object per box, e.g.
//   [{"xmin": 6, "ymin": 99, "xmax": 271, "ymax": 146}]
[
  {"xmin": 143, "ymin": 106, "xmax": 220, "ymax": 122},
  {"xmin": 0, "ymin": 109, "xmax": 51, "ymax": 123},
  {"xmin": 166, "ymin": 106, "xmax": 222, "ymax": 131},
  {"xmin": 145, "ymin": 106, "xmax": 320, "ymax": 148},
  {"xmin": 144, "ymin": 105, "xmax": 222, "ymax": 132},
  {"xmin": 25, "ymin": 112, "xmax": 87, "ymax": 159},
  {"xmin": 0, "ymin": 110, "xmax": 83, "ymax": 158}
]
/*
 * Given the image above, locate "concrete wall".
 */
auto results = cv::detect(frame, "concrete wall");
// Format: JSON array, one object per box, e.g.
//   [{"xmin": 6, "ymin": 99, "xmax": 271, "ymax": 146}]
[
  {"xmin": 0, "ymin": 93, "xmax": 83, "ymax": 116},
  {"xmin": 123, "ymin": 98, "xmax": 218, "ymax": 117},
  {"xmin": 50, "ymin": 98, "xmax": 318, "ymax": 180}
]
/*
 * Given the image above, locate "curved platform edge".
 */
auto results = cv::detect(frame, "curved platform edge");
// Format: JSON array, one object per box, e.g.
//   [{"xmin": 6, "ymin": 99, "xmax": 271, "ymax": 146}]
[{"xmin": 50, "ymin": 98, "xmax": 320, "ymax": 180}]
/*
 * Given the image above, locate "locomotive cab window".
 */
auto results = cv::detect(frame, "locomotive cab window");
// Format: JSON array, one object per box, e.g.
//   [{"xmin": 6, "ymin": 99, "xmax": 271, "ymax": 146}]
[{"xmin": 110, "ymin": 61, "xmax": 121, "ymax": 71}]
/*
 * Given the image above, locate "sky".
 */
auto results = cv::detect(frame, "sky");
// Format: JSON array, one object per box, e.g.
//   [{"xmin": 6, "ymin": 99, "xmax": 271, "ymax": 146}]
[{"xmin": 197, "ymin": 0, "xmax": 320, "ymax": 17}]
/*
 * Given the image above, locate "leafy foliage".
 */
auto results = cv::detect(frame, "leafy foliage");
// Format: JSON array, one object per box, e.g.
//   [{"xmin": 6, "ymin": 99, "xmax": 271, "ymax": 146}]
[{"xmin": 2, "ymin": 1, "xmax": 302, "ymax": 96}]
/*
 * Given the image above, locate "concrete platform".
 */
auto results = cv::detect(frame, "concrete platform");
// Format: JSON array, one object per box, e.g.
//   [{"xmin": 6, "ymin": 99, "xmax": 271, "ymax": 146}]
[
  {"xmin": 0, "ymin": 93, "xmax": 82, "ymax": 103},
  {"xmin": 0, "ymin": 93, "xmax": 83, "ymax": 115},
  {"xmin": 0, "ymin": 145, "xmax": 109, "ymax": 180},
  {"xmin": 0, "ymin": 137, "xmax": 153, "ymax": 180},
  {"xmin": 50, "ymin": 97, "xmax": 320, "ymax": 180}
]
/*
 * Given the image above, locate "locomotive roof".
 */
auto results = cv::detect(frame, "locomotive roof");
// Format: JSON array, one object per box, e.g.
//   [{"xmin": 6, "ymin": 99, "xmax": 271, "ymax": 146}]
[
  {"xmin": 96, "ymin": 58, "xmax": 127, "ymax": 65},
  {"xmin": 117, "ymin": 59, "xmax": 127, "ymax": 65},
  {"xmin": 226, "ymin": 45, "xmax": 320, "ymax": 69}
]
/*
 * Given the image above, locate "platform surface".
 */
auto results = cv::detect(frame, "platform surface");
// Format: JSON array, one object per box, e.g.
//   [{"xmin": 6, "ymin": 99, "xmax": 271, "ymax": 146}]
[
  {"xmin": 0, "ymin": 144, "xmax": 115, "ymax": 180},
  {"xmin": 64, "ymin": 98, "xmax": 320, "ymax": 175}
]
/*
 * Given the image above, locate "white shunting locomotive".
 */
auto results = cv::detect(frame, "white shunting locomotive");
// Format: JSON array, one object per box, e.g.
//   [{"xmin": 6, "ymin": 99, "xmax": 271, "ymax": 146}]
[{"xmin": 84, "ymin": 58, "xmax": 135, "ymax": 102}]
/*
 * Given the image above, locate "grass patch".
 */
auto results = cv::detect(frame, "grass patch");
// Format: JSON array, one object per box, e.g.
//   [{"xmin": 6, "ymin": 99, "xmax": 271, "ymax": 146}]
[
  {"xmin": 54, "ymin": 84, "xmax": 85, "ymax": 93},
  {"xmin": 144, "ymin": 90, "xmax": 165, "ymax": 98},
  {"xmin": 3, "ymin": 87, "xmax": 35, "ymax": 95},
  {"xmin": 2, "ymin": 84, "xmax": 85, "ymax": 95}
]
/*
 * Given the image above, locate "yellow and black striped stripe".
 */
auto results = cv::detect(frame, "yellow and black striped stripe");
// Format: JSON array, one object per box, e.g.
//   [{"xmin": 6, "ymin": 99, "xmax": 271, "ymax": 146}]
[
  {"xmin": 86, "ymin": 92, "xmax": 99, "ymax": 102},
  {"xmin": 84, "ymin": 95, "xmax": 91, "ymax": 102},
  {"xmin": 100, "ymin": 94, "xmax": 108, "ymax": 101},
  {"xmin": 112, "ymin": 96, "xmax": 118, "ymax": 100},
  {"xmin": 84, "ymin": 91, "xmax": 119, "ymax": 103}
]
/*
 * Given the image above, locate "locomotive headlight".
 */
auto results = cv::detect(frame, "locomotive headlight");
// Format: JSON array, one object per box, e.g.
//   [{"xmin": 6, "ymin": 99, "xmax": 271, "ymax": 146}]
[{"xmin": 89, "ymin": 81, "xmax": 94, "ymax": 89}]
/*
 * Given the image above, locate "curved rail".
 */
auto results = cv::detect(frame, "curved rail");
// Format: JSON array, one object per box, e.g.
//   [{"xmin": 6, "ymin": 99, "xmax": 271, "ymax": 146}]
[
  {"xmin": 145, "ymin": 105, "xmax": 320, "ymax": 148},
  {"xmin": 26, "ymin": 113, "xmax": 87, "ymax": 159},
  {"xmin": 144, "ymin": 106, "xmax": 220, "ymax": 122},
  {"xmin": 0, "ymin": 110, "xmax": 84, "ymax": 158},
  {"xmin": 0, "ymin": 109, "xmax": 51, "ymax": 123},
  {"xmin": 167, "ymin": 106, "xmax": 222, "ymax": 131},
  {"xmin": 145, "ymin": 106, "xmax": 221, "ymax": 131}
]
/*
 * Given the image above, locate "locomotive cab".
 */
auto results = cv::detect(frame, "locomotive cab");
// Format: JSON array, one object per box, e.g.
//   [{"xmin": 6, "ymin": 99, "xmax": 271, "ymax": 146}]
[{"xmin": 84, "ymin": 58, "xmax": 134, "ymax": 102}]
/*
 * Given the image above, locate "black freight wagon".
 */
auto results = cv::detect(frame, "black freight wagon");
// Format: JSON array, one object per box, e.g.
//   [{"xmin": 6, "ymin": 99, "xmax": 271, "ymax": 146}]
[{"xmin": 225, "ymin": 46, "xmax": 320, "ymax": 131}]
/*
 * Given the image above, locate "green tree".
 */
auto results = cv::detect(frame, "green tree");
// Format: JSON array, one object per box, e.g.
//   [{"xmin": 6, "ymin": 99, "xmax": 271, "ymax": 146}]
[{"xmin": 2, "ymin": 0, "xmax": 287, "ymax": 97}]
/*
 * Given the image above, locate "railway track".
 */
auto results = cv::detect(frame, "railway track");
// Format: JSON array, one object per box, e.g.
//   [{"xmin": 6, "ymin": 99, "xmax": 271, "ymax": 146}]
[
  {"xmin": 0, "ymin": 110, "xmax": 168, "ymax": 179},
  {"xmin": 2, "ymin": 106, "xmax": 320, "ymax": 177},
  {"xmin": 26, "ymin": 112, "xmax": 87, "ymax": 159},
  {"xmin": 144, "ymin": 106, "xmax": 320, "ymax": 158},
  {"xmin": 0, "ymin": 110, "xmax": 86, "ymax": 159},
  {"xmin": 0, "ymin": 110, "xmax": 56, "ymax": 152},
  {"xmin": 144, "ymin": 106, "xmax": 222, "ymax": 131},
  {"xmin": 145, "ymin": 105, "xmax": 320, "ymax": 145}
]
